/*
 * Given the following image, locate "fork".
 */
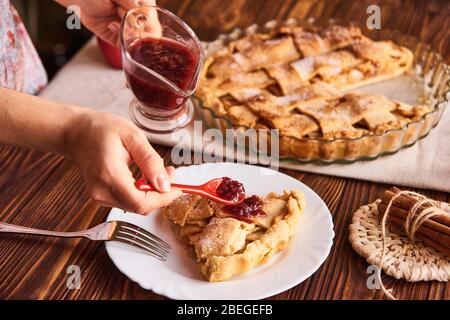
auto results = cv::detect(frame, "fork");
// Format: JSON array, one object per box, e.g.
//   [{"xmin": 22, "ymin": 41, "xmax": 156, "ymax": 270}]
[{"xmin": 0, "ymin": 220, "xmax": 171, "ymax": 261}]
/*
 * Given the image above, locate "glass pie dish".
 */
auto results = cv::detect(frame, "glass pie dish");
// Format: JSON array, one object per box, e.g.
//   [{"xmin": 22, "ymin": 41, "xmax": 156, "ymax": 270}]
[{"xmin": 192, "ymin": 18, "xmax": 449, "ymax": 163}]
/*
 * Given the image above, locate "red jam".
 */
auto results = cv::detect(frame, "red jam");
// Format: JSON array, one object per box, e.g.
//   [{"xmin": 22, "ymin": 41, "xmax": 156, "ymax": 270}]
[
  {"xmin": 216, "ymin": 177, "xmax": 245, "ymax": 203},
  {"xmin": 224, "ymin": 195, "xmax": 265, "ymax": 222},
  {"xmin": 125, "ymin": 37, "xmax": 199, "ymax": 111}
]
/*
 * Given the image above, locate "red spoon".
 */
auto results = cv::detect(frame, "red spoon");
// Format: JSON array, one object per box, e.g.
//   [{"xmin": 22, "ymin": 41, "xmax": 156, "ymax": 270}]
[{"xmin": 135, "ymin": 178, "xmax": 246, "ymax": 206}]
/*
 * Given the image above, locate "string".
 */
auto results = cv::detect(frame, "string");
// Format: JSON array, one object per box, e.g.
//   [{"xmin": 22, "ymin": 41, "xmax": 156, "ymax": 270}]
[{"xmin": 377, "ymin": 190, "xmax": 449, "ymax": 300}]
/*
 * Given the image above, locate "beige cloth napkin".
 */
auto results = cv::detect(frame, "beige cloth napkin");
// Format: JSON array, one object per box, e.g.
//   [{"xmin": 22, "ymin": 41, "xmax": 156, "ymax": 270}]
[{"xmin": 40, "ymin": 39, "xmax": 450, "ymax": 192}]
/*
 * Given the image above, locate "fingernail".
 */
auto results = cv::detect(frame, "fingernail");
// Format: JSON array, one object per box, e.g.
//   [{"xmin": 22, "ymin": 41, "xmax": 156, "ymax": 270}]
[
  {"xmin": 156, "ymin": 174, "xmax": 171, "ymax": 192},
  {"xmin": 108, "ymin": 22, "xmax": 119, "ymax": 33},
  {"xmin": 136, "ymin": 0, "xmax": 147, "ymax": 6}
]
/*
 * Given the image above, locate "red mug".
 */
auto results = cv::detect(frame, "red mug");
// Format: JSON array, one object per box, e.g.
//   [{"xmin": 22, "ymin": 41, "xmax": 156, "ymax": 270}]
[{"xmin": 97, "ymin": 36, "xmax": 122, "ymax": 69}]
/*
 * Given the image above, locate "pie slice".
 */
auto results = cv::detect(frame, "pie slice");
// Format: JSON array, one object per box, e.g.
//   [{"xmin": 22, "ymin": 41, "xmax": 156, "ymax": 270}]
[
  {"xmin": 246, "ymin": 82, "xmax": 339, "ymax": 118},
  {"xmin": 281, "ymin": 25, "xmax": 366, "ymax": 57},
  {"xmin": 291, "ymin": 50, "xmax": 362, "ymax": 82},
  {"xmin": 226, "ymin": 105, "xmax": 259, "ymax": 128},
  {"xmin": 269, "ymin": 114, "xmax": 320, "ymax": 139},
  {"xmin": 207, "ymin": 35, "xmax": 301, "ymax": 78},
  {"xmin": 265, "ymin": 64, "xmax": 305, "ymax": 94},
  {"xmin": 214, "ymin": 70, "xmax": 274, "ymax": 97},
  {"xmin": 297, "ymin": 92, "xmax": 398, "ymax": 137},
  {"xmin": 162, "ymin": 190, "xmax": 306, "ymax": 282}
]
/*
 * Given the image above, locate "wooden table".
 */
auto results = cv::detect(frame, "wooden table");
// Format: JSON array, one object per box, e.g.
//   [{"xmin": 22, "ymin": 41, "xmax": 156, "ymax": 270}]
[{"xmin": 0, "ymin": 0, "xmax": 449, "ymax": 300}]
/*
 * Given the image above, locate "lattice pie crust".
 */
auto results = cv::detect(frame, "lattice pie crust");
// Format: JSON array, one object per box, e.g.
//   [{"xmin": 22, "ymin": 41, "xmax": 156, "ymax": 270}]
[{"xmin": 196, "ymin": 25, "xmax": 432, "ymax": 159}]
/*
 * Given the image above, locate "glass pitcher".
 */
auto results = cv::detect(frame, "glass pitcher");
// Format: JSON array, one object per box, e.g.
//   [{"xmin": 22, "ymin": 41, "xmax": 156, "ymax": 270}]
[{"xmin": 121, "ymin": 6, "xmax": 204, "ymax": 133}]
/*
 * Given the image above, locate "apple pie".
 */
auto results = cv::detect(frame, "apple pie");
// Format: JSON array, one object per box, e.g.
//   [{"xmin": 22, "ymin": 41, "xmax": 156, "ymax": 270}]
[
  {"xmin": 162, "ymin": 190, "xmax": 305, "ymax": 281},
  {"xmin": 196, "ymin": 24, "xmax": 433, "ymax": 160}
]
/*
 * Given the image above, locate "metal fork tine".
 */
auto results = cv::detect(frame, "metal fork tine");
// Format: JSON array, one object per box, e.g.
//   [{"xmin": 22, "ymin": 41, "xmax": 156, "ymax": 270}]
[
  {"xmin": 116, "ymin": 229, "xmax": 169, "ymax": 256},
  {"xmin": 119, "ymin": 222, "xmax": 171, "ymax": 249},
  {"xmin": 114, "ymin": 236, "xmax": 167, "ymax": 261},
  {"xmin": 119, "ymin": 222, "xmax": 171, "ymax": 250},
  {"xmin": 117, "ymin": 224, "xmax": 171, "ymax": 254},
  {"xmin": 119, "ymin": 225, "xmax": 171, "ymax": 252}
]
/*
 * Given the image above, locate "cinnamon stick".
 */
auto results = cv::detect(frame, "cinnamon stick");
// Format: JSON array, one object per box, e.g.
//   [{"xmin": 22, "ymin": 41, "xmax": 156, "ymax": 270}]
[
  {"xmin": 387, "ymin": 213, "xmax": 450, "ymax": 252},
  {"xmin": 419, "ymin": 234, "xmax": 450, "ymax": 257},
  {"xmin": 389, "ymin": 216, "xmax": 450, "ymax": 256},
  {"xmin": 378, "ymin": 202, "xmax": 450, "ymax": 237},
  {"xmin": 382, "ymin": 189, "xmax": 450, "ymax": 227},
  {"xmin": 378, "ymin": 188, "xmax": 450, "ymax": 257}
]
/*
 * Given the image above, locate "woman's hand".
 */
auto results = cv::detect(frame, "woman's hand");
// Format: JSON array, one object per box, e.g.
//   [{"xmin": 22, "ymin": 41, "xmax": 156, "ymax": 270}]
[
  {"xmin": 65, "ymin": 110, "xmax": 182, "ymax": 214},
  {"xmin": 0, "ymin": 88, "xmax": 180, "ymax": 214},
  {"xmin": 56, "ymin": 0, "xmax": 158, "ymax": 46}
]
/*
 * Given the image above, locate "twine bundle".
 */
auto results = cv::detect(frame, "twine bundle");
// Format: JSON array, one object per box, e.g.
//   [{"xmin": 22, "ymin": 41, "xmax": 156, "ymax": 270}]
[
  {"xmin": 349, "ymin": 188, "xmax": 450, "ymax": 300},
  {"xmin": 378, "ymin": 189, "xmax": 450, "ymax": 299}
]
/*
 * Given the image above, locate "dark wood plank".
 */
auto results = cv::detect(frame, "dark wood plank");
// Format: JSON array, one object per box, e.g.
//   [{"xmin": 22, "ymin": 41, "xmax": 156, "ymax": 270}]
[{"xmin": 0, "ymin": 0, "xmax": 449, "ymax": 300}]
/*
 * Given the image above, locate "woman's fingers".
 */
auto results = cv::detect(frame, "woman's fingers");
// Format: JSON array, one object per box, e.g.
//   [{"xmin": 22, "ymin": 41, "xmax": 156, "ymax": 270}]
[
  {"xmin": 115, "ymin": 0, "xmax": 157, "ymax": 18},
  {"xmin": 108, "ymin": 21, "xmax": 121, "ymax": 34},
  {"xmin": 143, "ymin": 189, "xmax": 182, "ymax": 213},
  {"xmin": 136, "ymin": 0, "xmax": 157, "ymax": 6},
  {"xmin": 88, "ymin": 183, "xmax": 120, "ymax": 207},
  {"xmin": 69, "ymin": 110, "xmax": 180, "ymax": 214},
  {"xmin": 88, "ymin": 166, "xmax": 181, "ymax": 214},
  {"xmin": 103, "ymin": 161, "xmax": 179, "ymax": 214},
  {"xmin": 123, "ymin": 3, "xmax": 162, "ymax": 39},
  {"xmin": 114, "ymin": 0, "xmax": 148, "ymax": 11},
  {"xmin": 117, "ymin": 6, "xmax": 128, "ymax": 19},
  {"xmin": 125, "ymin": 131, "xmax": 171, "ymax": 193},
  {"xmin": 166, "ymin": 166, "xmax": 176, "ymax": 181}
]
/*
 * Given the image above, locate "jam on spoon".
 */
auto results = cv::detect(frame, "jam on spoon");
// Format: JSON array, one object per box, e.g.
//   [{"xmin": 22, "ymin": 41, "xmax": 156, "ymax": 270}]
[
  {"xmin": 223, "ymin": 195, "xmax": 266, "ymax": 223},
  {"xmin": 216, "ymin": 177, "xmax": 246, "ymax": 203},
  {"xmin": 213, "ymin": 177, "xmax": 265, "ymax": 222}
]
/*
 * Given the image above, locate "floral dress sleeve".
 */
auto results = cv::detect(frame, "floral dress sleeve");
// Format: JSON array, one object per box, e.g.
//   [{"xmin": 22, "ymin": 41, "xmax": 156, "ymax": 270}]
[{"xmin": 0, "ymin": 0, "xmax": 48, "ymax": 95}]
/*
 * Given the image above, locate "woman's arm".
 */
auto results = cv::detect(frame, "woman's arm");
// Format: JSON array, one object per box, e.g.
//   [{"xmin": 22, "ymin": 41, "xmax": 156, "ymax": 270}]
[
  {"xmin": 0, "ymin": 88, "xmax": 181, "ymax": 214},
  {"xmin": 0, "ymin": 87, "xmax": 80, "ymax": 154}
]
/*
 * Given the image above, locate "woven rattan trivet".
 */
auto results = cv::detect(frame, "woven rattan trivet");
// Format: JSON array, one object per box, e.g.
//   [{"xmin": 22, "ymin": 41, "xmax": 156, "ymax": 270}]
[{"xmin": 349, "ymin": 200, "xmax": 450, "ymax": 282}]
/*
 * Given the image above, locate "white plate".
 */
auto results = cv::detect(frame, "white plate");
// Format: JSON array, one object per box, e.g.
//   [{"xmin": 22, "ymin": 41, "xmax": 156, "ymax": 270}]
[{"xmin": 105, "ymin": 163, "xmax": 334, "ymax": 300}]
